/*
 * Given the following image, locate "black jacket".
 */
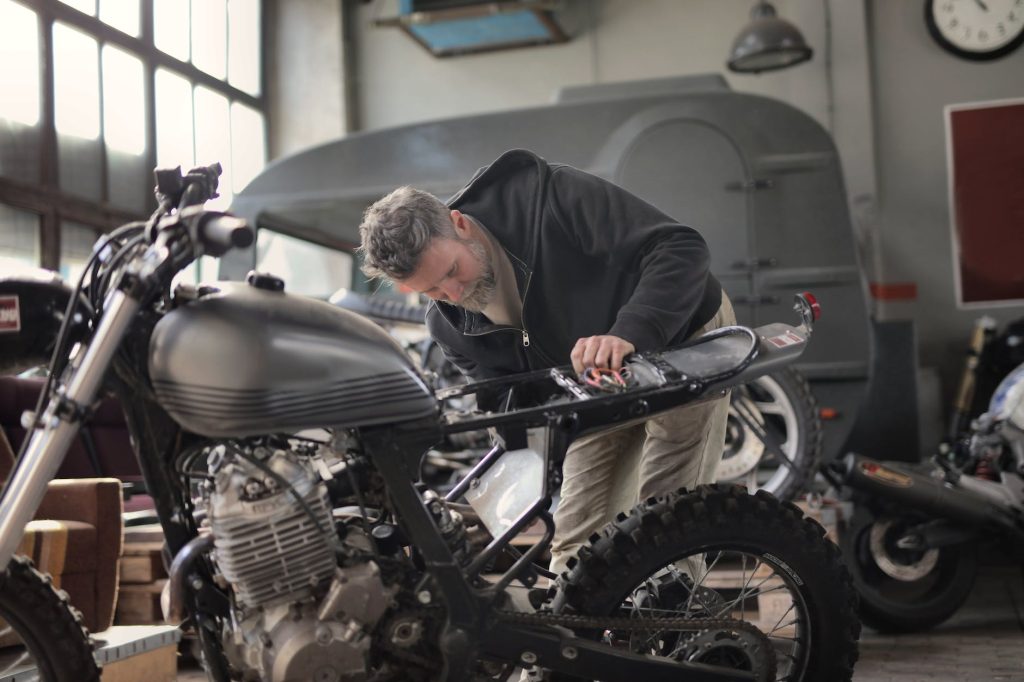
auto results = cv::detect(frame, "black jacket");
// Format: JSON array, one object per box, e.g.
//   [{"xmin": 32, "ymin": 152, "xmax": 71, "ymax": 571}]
[{"xmin": 426, "ymin": 149, "xmax": 721, "ymax": 381}]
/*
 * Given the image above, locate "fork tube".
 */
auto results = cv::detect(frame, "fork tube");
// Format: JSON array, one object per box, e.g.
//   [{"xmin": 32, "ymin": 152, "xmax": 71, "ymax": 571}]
[{"xmin": 0, "ymin": 290, "xmax": 141, "ymax": 569}]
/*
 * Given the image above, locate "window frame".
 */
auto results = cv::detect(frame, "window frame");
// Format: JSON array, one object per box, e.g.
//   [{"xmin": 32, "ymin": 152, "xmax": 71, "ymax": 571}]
[{"xmin": 0, "ymin": 0, "xmax": 267, "ymax": 270}]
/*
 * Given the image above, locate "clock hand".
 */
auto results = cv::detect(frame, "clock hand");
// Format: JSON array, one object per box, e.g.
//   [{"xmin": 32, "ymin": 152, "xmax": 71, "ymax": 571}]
[{"xmin": 974, "ymin": 0, "xmax": 989, "ymax": 10}]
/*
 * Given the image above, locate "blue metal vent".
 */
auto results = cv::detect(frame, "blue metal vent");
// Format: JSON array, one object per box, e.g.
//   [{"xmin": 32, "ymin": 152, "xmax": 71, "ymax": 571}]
[{"xmin": 394, "ymin": 0, "xmax": 567, "ymax": 56}]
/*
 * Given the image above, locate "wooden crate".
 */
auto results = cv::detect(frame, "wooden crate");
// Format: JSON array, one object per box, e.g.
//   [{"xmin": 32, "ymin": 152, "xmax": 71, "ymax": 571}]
[
  {"xmin": 117, "ymin": 523, "xmax": 168, "ymax": 626},
  {"xmin": 120, "ymin": 541, "xmax": 167, "ymax": 584},
  {"xmin": 95, "ymin": 625, "xmax": 180, "ymax": 682},
  {"xmin": 116, "ymin": 579, "xmax": 167, "ymax": 625},
  {"xmin": 101, "ymin": 641, "xmax": 177, "ymax": 682}
]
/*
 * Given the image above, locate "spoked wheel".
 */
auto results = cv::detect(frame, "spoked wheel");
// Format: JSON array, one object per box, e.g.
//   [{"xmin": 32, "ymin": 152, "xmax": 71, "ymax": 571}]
[
  {"xmin": 840, "ymin": 508, "xmax": 977, "ymax": 633},
  {"xmin": 554, "ymin": 485, "xmax": 860, "ymax": 682},
  {"xmin": 716, "ymin": 368, "xmax": 822, "ymax": 501},
  {"xmin": 0, "ymin": 555, "xmax": 99, "ymax": 681}
]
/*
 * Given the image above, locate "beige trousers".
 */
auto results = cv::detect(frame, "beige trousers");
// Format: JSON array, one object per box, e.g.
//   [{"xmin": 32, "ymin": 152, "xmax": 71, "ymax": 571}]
[{"xmin": 549, "ymin": 294, "xmax": 736, "ymax": 576}]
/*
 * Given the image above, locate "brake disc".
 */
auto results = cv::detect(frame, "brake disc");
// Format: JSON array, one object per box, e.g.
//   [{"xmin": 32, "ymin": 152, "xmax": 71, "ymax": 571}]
[{"xmin": 869, "ymin": 518, "xmax": 939, "ymax": 581}]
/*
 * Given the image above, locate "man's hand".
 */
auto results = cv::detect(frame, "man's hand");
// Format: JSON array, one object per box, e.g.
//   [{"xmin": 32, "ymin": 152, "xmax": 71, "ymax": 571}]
[{"xmin": 570, "ymin": 335, "xmax": 636, "ymax": 374}]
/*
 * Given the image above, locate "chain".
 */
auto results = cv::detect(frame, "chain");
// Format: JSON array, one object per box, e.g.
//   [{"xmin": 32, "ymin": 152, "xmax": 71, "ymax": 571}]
[
  {"xmin": 495, "ymin": 609, "xmax": 770, "ymax": 640},
  {"xmin": 373, "ymin": 609, "xmax": 771, "ymax": 679}
]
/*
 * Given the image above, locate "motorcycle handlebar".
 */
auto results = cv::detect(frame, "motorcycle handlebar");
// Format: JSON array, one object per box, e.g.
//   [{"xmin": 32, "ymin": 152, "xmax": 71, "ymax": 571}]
[{"xmin": 196, "ymin": 213, "xmax": 254, "ymax": 257}]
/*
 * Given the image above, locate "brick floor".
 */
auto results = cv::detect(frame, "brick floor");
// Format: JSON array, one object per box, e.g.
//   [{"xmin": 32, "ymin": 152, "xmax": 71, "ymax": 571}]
[{"xmin": 854, "ymin": 561, "xmax": 1024, "ymax": 681}]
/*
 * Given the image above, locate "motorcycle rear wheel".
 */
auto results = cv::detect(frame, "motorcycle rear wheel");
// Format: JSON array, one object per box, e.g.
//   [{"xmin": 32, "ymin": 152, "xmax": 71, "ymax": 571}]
[
  {"xmin": 553, "ymin": 485, "xmax": 860, "ymax": 682},
  {"xmin": 840, "ymin": 508, "xmax": 977, "ymax": 633},
  {"xmin": 717, "ymin": 368, "xmax": 822, "ymax": 501},
  {"xmin": 0, "ymin": 554, "xmax": 99, "ymax": 681}
]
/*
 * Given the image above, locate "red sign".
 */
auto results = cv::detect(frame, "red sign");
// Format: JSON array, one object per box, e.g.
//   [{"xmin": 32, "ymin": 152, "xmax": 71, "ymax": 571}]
[
  {"xmin": 0, "ymin": 296, "xmax": 21, "ymax": 333},
  {"xmin": 946, "ymin": 99, "xmax": 1024, "ymax": 305}
]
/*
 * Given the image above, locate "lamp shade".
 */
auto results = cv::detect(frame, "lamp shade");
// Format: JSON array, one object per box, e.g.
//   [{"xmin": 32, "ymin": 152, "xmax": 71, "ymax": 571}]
[{"xmin": 727, "ymin": 2, "xmax": 813, "ymax": 74}]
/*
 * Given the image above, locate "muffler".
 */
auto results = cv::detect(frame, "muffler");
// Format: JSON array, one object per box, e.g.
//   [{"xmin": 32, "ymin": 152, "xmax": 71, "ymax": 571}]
[{"xmin": 841, "ymin": 453, "xmax": 1022, "ymax": 535}]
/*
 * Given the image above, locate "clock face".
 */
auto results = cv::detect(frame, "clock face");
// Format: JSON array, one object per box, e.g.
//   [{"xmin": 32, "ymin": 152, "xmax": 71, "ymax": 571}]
[{"xmin": 926, "ymin": 0, "xmax": 1024, "ymax": 60}]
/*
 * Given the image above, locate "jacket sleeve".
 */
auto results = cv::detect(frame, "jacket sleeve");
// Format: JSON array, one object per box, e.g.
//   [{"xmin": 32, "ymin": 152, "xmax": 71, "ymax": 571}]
[
  {"xmin": 434, "ymin": 338, "xmax": 488, "ymax": 382},
  {"xmin": 547, "ymin": 164, "xmax": 712, "ymax": 352}
]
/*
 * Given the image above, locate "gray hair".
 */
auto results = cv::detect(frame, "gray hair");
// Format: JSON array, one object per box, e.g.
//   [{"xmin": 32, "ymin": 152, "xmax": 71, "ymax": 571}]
[{"xmin": 358, "ymin": 186, "xmax": 454, "ymax": 280}]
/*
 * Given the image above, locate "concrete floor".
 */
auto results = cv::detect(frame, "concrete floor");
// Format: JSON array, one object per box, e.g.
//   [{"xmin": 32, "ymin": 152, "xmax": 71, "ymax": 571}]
[{"xmin": 176, "ymin": 560, "xmax": 1024, "ymax": 681}]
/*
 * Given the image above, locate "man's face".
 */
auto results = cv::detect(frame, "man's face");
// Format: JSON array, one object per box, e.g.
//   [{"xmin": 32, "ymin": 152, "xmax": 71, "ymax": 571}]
[{"xmin": 398, "ymin": 235, "xmax": 496, "ymax": 312}]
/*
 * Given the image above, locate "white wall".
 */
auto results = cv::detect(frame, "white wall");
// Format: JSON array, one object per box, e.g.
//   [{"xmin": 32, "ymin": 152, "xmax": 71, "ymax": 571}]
[
  {"xmin": 867, "ymin": 0, "xmax": 1024, "ymax": 384},
  {"xmin": 266, "ymin": 0, "xmax": 346, "ymax": 159},
  {"xmin": 353, "ymin": 0, "xmax": 834, "ymax": 132}
]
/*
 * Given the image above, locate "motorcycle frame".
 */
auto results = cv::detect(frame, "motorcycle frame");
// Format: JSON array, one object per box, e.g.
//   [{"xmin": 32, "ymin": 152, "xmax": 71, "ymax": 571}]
[
  {"xmin": 0, "ymin": 227, "xmax": 815, "ymax": 682},
  {"xmin": 355, "ymin": 322, "xmax": 810, "ymax": 682}
]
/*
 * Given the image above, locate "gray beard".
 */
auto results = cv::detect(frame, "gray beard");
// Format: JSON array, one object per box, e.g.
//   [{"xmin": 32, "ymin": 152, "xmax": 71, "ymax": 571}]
[{"xmin": 455, "ymin": 238, "xmax": 496, "ymax": 313}]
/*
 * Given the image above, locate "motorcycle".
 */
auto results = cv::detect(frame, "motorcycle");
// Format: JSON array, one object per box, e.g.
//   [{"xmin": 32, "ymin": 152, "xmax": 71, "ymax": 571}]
[
  {"xmin": 837, "ymin": 355, "xmax": 1024, "ymax": 632},
  {"xmin": 0, "ymin": 164, "xmax": 859, "ymax": 681}
]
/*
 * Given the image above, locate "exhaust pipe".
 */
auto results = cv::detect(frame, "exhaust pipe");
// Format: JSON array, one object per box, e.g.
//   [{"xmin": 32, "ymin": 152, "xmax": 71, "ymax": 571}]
[{"xmin": 841, "ymin": 453, "xmax": 1022, "ymax": 535}]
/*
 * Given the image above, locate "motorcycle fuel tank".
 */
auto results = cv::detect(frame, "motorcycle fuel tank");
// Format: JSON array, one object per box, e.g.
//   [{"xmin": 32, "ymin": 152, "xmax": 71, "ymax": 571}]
[{"xmin": 148, "ymin": 280, "xmax": 437, "ymax": 438}]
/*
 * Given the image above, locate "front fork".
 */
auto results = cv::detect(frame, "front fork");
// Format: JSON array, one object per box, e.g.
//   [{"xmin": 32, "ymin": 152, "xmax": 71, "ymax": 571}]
[{"xmin": 0, "ymin": 289, "xmax": 140, "ymax": 570}]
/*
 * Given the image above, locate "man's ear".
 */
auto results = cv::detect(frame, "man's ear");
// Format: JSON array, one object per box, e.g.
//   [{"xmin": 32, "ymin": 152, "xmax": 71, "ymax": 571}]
[{"xmin": 450, "ymin": 209, "xmax": 471, "ymax": 238}]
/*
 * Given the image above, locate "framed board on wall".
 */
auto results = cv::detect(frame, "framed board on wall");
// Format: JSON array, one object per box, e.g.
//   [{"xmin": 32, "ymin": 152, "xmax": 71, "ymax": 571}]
[{"xmin": 945, "ymin": 97, "xmax": 1024, "ymax": 307}]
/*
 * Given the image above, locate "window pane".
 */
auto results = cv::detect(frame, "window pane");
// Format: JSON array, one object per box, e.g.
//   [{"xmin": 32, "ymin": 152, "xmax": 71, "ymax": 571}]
[
  {"xmin": 99, "ymin": 0, "xmax": 140, "ymax": 36},
  {"xmin": 54, "ymin": 23, "xmax": 100, "ymax": 140},
  {"xmin": 228, "ymin": 0, "xmax": 260, "ymax": 95},
  {"xmin": 230, "ymin": 102, "xmax": 264, "ymax": 194},
  {"xmin": 155, "ymin": 68, "xmax": 194, "ymax": 169},
  {"xmin": 59, "ymin": 221, "xmax": 100, "ymax": 284},
  {"xmin": 0, "ymin": 204, "xmax": 41, "ymax": 270},
  {"xmin": 102, "ymin": 45, "xmax": 145, "ymax": 155},
  {"xmin": 191, "ymin": 0, "xmax": 227, "ymax": 79},
  {"xmin": 255, "ymin": 230, "xmax": 353, "ymax": 300},
  {"xmin": 194, "ymin": 86, "xmax": 231, "ymax": 209},
  {"xmin": 154, "ymin": 0, "xmax": 189, "ymax": 61},
  {"xmin": 58, "ymin": 0, "xmax": 96, "ymax": 15},
  {"xmin": 172, "ymin": 254, "xmax": 219, "ymax": 289},
  {"xmin": 0, "ymin": 1, "xmax": 40, "ymax": 126}
]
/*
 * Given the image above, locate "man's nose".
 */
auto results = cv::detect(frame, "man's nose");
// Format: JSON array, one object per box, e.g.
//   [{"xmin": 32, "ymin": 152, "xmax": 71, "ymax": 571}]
[{"xmin": 442, "ymin": 280, "xmax": 464, "ymax": 302}]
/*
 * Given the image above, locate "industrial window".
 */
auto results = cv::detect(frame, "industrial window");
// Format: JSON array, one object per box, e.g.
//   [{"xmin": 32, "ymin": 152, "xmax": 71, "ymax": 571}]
[
  {"xmin": 0, "ymin": 0, "xmax": 265, "ymax": 275},
  {"xmin": 255, "ymin": 230, "xmax": 355, "ymax": 301},
  {"xmin": 0, "ymin": 204, "xmax": 42, "ymax": 271}
]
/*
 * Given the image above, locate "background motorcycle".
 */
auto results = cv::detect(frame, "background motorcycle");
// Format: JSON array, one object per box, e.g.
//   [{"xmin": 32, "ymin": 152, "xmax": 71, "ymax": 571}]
[
  {"xmin": 836, "ymin": 336, "xmax": 1024, "ymax": 632},
  {"xmin": 0, "ymin": 164, "xmax": 859, "ymax": 681}
]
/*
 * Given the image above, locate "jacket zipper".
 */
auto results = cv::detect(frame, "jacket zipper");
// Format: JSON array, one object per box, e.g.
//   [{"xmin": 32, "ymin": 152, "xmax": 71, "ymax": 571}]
[
  {"xmin": 432, "ymin": 255, "xmax": 559, "ymax": 368},
  {"xmin": 435, "ymin": 268, "xmax": 535, "ymax": 351}
]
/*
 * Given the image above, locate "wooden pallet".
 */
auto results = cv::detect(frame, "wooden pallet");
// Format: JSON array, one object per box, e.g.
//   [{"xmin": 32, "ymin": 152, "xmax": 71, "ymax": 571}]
[{"xmin": 116, "ymin": 524, "xmax": 168, "ymax": 625}]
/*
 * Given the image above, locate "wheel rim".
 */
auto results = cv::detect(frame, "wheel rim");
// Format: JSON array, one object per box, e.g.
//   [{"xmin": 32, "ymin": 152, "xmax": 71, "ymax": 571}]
[
  {"xmin": 854, "ymin": 516, "xmax": 959, "ymax": 607},
  {"xmin": 0, "ymin": 611, "xmax": 54, "ymax": 680},
  {"xmin": 607, "ymin": 548, "xmax": 812, "ymax": 681},
  {"xmin": 718, "ymin": 376, "xmax": 801, "ymax": 496}
]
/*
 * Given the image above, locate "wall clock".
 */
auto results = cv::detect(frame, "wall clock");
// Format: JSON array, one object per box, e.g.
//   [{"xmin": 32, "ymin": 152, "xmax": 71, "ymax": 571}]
[{"xmin": 925, "ymin": 0, "xmax": 1024, "ymax": 60}]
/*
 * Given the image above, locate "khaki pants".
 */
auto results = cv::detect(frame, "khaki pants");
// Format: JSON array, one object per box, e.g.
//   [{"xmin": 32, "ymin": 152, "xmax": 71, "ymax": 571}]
[{"xmin": 549, "ymin": 294, "xmax": 736, "ymax": 576}]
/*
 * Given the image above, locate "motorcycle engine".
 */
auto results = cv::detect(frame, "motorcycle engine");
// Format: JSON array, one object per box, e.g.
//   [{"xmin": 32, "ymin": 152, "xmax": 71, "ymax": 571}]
[{"xmin": 204, "ymin": 443, "xmax": 398, "ymax": 682}]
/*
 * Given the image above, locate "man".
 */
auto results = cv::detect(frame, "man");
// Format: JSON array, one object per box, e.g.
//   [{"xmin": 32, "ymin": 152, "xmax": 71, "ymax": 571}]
[{"xmin": 358, "ymin": 149, "xmax": 734, "ymax": 576}]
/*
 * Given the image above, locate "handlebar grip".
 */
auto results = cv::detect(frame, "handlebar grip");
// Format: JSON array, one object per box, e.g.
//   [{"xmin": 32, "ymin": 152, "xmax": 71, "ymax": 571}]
[{"xmin": 198, "ymin": 213, "xmax": 254, "ymax": 256}]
